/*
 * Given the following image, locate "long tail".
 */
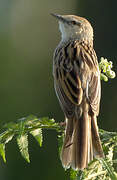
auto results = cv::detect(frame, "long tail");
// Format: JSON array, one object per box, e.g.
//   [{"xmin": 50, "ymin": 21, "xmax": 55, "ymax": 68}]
[{"xmin": 60, "ymin": 112, "xmax": 104, "ymax": 170}]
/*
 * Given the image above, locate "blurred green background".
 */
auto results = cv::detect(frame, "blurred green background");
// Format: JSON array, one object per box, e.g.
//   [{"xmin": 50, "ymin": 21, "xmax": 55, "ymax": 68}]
[{"xmin": 0, "ymin": 0, "xmax": 116, "ymax": 179}]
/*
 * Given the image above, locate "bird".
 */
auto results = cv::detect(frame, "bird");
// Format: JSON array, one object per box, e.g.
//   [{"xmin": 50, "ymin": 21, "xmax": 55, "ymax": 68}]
[{"xmin": 51, "ymin": 13, "xmax": 104, "ymax": 170}]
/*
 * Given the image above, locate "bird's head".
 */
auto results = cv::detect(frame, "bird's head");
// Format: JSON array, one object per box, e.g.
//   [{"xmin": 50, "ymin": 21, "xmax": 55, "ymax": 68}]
[{"xmin": 51, "ymin": 14, "xmax": 93, "ymax": 44}]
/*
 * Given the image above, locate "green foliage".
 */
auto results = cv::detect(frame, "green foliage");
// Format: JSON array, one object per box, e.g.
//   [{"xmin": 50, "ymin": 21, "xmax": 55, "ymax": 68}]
[
  {"xmin": 0, "ymin": 116, "xmax": 117, "ymax": 179},
  {"xmin": 0, "ymin": 144, "xmax": 6, "ymax": 163},
  {"xmin": 0, "ymin": 115, "xmax": 60, "ymax": 163},
  {"xmin": 17, "ymin": 133, "xmax": 30, "ymax": 163},
  {"xmin": 99, "ymin": 57, "xmax": 116, "ymax": 81},
  {"xmin": 30, "ymin": 128, "xmax": 43, "ymax": 147}
]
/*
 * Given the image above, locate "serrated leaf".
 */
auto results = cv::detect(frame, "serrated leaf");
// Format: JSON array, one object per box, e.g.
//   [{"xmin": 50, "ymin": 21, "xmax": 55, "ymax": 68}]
[
  {"xmin": 17, "ymin": 134, "xmax": 30, "ymax": 163},
  {"xmin": 30, "ymin": 128, "xmax": 43, "ymax": 147},
  {"xmin": 0, "ymin": 143, "xmax": 6, "ymax": 163},
  {"xmin": 5, "ymin": 134, "xmax": 14, "ymax": 144},
  {"xmin": 0, "ymin": 130, "xmax": 14, "ymax": 144}
]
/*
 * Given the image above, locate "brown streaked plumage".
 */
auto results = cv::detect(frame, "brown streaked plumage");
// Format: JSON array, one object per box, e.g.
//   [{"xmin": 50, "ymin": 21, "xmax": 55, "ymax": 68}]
[{"xmin": 52, "ymin": 14, "xmax": 104, "ymax": 170}]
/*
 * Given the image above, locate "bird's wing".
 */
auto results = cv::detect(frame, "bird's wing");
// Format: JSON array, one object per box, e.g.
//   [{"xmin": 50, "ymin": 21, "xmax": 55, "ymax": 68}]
[
  {"xmin": 53, "ymin": 41, "xmax": 100, "ymax": 116},
  {"xmin": 78, "ymin": 41, "xmax": 101, "ymax": 115},
  {"xmin": 87, "ymin": 71, "xmax": 101, "ymax": 115}
]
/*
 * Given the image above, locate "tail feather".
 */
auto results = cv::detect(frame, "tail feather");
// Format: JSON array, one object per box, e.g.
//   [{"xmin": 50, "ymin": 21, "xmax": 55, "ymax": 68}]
[
  {"xmin": 72, "ymin": 113, "xmax": 87, "ymax": 169},
  {"xmin": 91, "ymin": 115, "xmax": 104, "ymax": 157},
  {"xmin": 60, "ymin": 117, "xmax": 73, "ymax": 168},
  {"xmin": 61, "ymin": 112, "xmax": 103, "ymax": 170},
  {"xmin": 87, "ymin": 115, "xmax": 93, "ymax": 165}
]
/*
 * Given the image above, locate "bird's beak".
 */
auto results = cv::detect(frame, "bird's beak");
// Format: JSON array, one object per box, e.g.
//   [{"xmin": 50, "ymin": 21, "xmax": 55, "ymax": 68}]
[{"xmin": 51, "ymin": 13, "xmax": 67, "ymax": 23}]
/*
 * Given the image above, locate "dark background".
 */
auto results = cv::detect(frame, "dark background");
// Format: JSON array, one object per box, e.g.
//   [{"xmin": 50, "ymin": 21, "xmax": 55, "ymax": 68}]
[{"xmin": 0, "ymin": 0, "xmax": 116, "ymax": 179}]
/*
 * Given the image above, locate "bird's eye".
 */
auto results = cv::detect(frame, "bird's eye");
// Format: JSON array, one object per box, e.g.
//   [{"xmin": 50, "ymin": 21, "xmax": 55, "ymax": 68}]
[
  {"xmin": 71, "ymin": 20, "xmax": 81, "ymax": 26},
  {"xmin": 71, "ymin": 20, "xmax": 77, "ymax": 25}
]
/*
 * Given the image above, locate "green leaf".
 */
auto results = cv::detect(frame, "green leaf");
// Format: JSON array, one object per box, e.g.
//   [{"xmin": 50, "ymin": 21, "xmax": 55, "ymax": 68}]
[
  {"xmin": 17, "ymin": 134, "xmax": 30, "ymax": 163},
  {"xmin": 0, "ymin": 143, "xmax": 6, "ymax": 163},
  {"xmin": 5, "ymin": 134, "xmax": 14, "ymax": 144},
  {"xmin": 0, "ymin": 130, "xmax": 14, "ymax": 144},
  {"xmin": 70, "ymin": 169, "xmax": 78, "ymax": 180},
  {"xmin": 16, "ymin": 119, "xmax": 30, "ymax": 162},
  {"xmin": 30, "ymin": 128, "xmax": 43, "ymax": 147}
]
